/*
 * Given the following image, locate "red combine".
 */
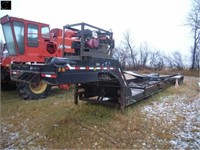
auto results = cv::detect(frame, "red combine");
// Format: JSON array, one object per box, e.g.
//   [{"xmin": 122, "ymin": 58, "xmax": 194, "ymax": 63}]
[{"xmin": 0, "ymin": 15, "xmax": 75, "ymax": 99}]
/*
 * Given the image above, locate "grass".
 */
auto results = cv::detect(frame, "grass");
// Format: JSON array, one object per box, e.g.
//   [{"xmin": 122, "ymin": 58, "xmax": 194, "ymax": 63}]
[
  {"xmin": 1, "ymin": 76, "xmax": 199, "ymax": 149},
  {"xmin": 136, "ymin": 69, "xmax": 200, "ymax": 77}
]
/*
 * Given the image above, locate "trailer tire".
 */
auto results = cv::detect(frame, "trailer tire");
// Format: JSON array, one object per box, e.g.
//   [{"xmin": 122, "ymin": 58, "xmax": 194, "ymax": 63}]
[{"xmin": 16, "ymin": 82, "xmax": 51, "ymax": 100}]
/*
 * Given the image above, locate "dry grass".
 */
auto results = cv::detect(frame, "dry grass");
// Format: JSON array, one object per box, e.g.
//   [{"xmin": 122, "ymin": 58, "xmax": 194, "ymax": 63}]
[
  {"xmin": 1, "ymin": 76, "xmax": 200, "ymax": 149},
  {"xmin": 136, "ymin": 69, "xmax": 199, "ymax": 77}
]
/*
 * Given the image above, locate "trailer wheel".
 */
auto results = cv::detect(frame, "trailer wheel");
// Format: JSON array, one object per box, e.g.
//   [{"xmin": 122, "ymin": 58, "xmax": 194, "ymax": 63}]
[{"xmin": 16, "ymin": 82, "xmax": 51, "ymax": 100}]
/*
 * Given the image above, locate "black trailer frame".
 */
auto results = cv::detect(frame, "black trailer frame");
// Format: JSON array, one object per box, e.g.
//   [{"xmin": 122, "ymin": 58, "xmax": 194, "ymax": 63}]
[
  {"xmin": 10, "ymin": 57, "xmax": 184, "ymax": 110},
  {"xmin": 10, "ymin": 23, "xmax": 184, "ymax": 110}
]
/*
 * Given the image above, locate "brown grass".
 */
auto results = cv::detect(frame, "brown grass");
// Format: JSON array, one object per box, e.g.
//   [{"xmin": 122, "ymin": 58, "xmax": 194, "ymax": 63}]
[{"xmin": 136, "ymin": 69, "xmax": 199, "ymax": 77}]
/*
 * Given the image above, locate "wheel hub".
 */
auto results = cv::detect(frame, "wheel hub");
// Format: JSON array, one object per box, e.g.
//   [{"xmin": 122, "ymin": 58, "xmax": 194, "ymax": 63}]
[{"xmin": 29, "ymin": 83, "xmax": 48, "ymax": 94}]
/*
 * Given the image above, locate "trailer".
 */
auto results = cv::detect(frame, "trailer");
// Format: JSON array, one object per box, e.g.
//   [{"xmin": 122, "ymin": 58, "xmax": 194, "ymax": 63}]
[{"xmin": 10, "ymin": 23, "xmax": 184, "ymax": 109}]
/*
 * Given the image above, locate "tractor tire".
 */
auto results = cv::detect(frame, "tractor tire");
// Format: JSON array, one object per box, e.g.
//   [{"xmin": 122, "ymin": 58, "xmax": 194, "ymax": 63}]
[
  {"xmin": 1, "ymin": 82, "xmax": 17, "ymax": 91},
  {"xmin": 1, "ymin": 76, "xmax": 17, "ymax": 91},
  {"xmin": 16, "ymin": 82, "xmax": 51, "ymax": 100}
]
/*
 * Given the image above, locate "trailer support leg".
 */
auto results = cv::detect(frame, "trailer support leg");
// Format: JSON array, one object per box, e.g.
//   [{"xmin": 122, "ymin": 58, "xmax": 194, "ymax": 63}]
[
  {"xmin": 175, "ymin": 78, "xmax": 179, "ymax": 88},
  {"xmin": 120, "ymin": 86, "xmax": 126, "ymax": 112}
]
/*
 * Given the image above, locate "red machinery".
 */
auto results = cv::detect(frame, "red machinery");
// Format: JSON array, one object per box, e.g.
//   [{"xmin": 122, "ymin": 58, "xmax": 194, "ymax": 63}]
[{"xmin": 0, "ymin": 15, "xmax": 75, "ymax": 99}]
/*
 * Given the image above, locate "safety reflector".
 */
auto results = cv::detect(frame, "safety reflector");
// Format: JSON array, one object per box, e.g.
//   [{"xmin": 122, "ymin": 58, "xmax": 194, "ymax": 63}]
[
  {"xmin": 65, "ymin": 64, "xmax": 116, "ymax": 71},
  {"xmin": 41, "ymin": 74, "xmax": 56, "ymax": 78},
  {"xmin": 11, "ymin": 71, "xmax": 18, "ymax": 74}
]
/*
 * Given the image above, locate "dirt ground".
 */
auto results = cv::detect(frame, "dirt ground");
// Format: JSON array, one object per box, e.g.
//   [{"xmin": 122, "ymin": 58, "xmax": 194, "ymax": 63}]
[{"xmin": 1, "ymin": 76, "xmax": 200, "ymax": 149}]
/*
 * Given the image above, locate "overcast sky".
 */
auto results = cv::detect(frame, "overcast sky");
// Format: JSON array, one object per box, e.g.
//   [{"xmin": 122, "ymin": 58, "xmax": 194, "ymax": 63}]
[{"xmin": 0, "ymin": 0, "xmax": 193, "ymax": 56}]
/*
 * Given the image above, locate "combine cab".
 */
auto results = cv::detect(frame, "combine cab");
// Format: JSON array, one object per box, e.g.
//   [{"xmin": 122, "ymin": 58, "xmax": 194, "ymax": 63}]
[{"xmin": 10, "ymin": 23, "xmax": 184, "ymax": 109}]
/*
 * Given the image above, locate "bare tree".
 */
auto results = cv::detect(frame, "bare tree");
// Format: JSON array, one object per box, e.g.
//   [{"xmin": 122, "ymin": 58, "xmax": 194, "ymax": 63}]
[
  {"xmin": 122, "ymin": 30, "xmax": 137, "ymax": 67},
  {"xmin": 163, "ymin": 54, "xmax": 174, "ymax": 69},
  {"xmin": 170, "ymin": 51, "xmax": 184, "ymax": 69},
  {"xmin": 112, "ymin": 46, "xmax": 129, "ymax": 69},
  {"xmin": 139, "ymin": 42, "xmax": 149, "ymax": 68},
  {"xmin": 163, "ymin": 51, "xmax": 185, "ymax": 70},
  {"xmin": 195, "ymin": 47, "xmax": 200, "ymax": 69},
  {"xmin": 149, "ymin": 50, "xmax": 165, "ymax": 70},
  {"xmin": 187, "ymin": 0, "xmax": 200, "ymax": 70},
  {"xmin": 173, "ymin": 51, "xmax": 184, "ymax": 69}
]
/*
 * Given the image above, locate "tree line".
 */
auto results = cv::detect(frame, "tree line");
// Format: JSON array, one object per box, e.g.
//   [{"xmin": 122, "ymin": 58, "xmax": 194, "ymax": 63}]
[
  {"xmin": 112, "ymin": 38, "xmax": 186, "ymax": 71},
  {"xmin": 113, "ymin": 0, "xmax": 200, "ymax": 71}
]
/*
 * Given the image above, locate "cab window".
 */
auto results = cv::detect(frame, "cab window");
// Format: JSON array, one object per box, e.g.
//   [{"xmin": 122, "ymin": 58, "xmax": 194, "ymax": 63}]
[
  {"xmin": 13, "ymin": 21, "xmax": 25, "ymax": 54},
  {"xmin": 28, "ymin": 24, "xmax": 38, "ymax": 47},
  {"xmin": 2, "ymin": 22, "xmax": 16, "ymax": 55},
  {"xmin": 41, "ymin": 26, "xmax": 50, "ymax": 39}
]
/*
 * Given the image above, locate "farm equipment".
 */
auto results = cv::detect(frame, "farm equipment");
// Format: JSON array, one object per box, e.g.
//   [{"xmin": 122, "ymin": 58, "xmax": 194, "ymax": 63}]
[
  {"xmin": 0, "ymin": 15, "xmax": 73, "ymax": 99},
  {"xmin": 9, "ymin": 22, "xmax": 184, "ymax": 109},
  {"xmin": 1, "ymin": 43, "xmax": 17, "ymax": 90}
]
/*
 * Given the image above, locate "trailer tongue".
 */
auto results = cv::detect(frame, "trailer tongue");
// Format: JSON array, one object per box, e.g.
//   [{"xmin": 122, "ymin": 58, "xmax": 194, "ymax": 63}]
[{"xmin": 10, "ymin": 22, "xmax": 184, "ymax": 109}]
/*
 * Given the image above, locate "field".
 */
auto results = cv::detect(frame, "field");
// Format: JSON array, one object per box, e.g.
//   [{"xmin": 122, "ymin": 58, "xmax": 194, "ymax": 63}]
[{"xmin": 1, "ymin": 76, "xmax": 200, "ymax": 149}]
